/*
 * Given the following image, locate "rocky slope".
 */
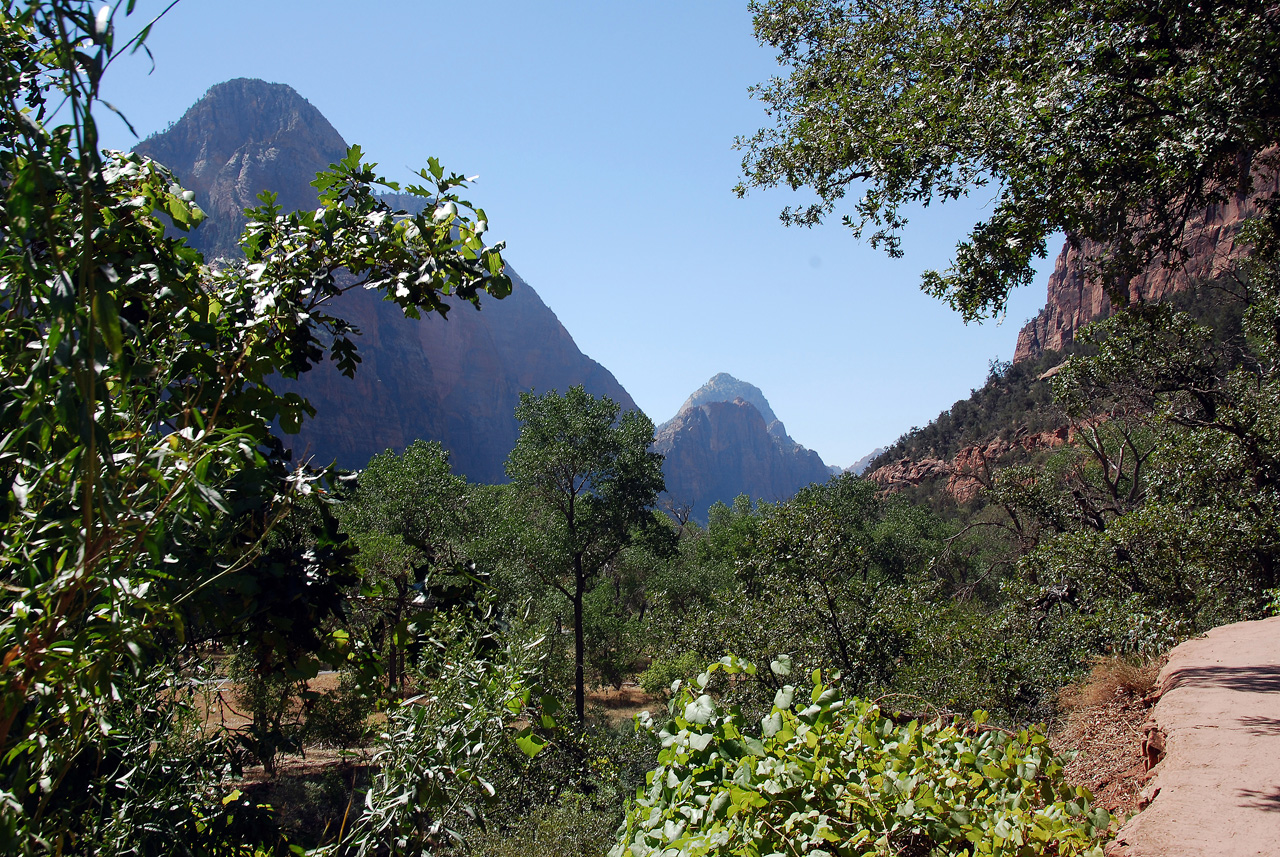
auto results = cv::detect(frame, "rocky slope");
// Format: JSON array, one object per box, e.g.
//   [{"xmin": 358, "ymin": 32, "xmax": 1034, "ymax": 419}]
[
  {"xmin": 655, "ymin": 375, "xmax": 830, "ymax": 521},
  {"xmin": 866, "ymin": 426, "xmax": 1072, "ymax": 504},
  {"xmin": 136, "ymin": 78, "xmax": 635, "ymax": 480},
  {"xmin": 1014, "ymin": 158, "xmax": 1280, "ymax": 362}
]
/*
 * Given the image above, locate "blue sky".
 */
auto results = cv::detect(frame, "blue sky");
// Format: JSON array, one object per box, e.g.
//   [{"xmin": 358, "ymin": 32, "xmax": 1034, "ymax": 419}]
[{"xmin": 98, "ymin": 0, "xmax": 1055, "ymax": 468}]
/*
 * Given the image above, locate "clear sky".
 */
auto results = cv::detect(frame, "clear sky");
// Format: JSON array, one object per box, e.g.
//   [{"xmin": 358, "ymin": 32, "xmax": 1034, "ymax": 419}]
[{"xmin": 97, "ymin": 0, "xmax": 1055, "ymax": 468}]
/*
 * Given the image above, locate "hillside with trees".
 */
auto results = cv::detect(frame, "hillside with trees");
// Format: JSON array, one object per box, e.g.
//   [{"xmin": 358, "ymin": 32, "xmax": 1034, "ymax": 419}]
[{"xmin": 3, "ymin": 1, "xmax": 1280, "ymax": 856}]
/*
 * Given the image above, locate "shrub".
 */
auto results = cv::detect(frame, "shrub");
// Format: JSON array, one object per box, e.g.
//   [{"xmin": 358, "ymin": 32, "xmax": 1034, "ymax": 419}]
[
  {"xmin": 612, "ymin": 656, "xmax": 1110, "ymax": 857},
  {"xmin": 638, "ymin": 652, "xmax": 703, "ymax": 698},
  {"xmin": 470, "ymin": 792, "xmax": 620, "ymax": 857},
  {"xmin": 303, "ymin": 671, "xmax": 376, "ymax": 750}
]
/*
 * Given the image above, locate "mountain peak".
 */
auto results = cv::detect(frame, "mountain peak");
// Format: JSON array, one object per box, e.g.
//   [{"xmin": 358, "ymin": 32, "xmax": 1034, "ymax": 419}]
[
  {"xmin": 134, "ymin": 78, "xmax": 349, "ymax": 259},
  {"xmin": 655, "ymin": 375, "xmax": 829, "ymax": 521},
  {"xmin": 674, "ymin": 373, "xmax": 778, "ymax": 427}
]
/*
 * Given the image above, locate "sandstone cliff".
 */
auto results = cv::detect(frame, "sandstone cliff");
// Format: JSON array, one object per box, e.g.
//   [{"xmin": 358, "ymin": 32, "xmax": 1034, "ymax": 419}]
[
  {"xmin": 1014, "ymin": 160, "xmax": 1280, "ymax": 362},
  {"xmin": 655, "ymin": 376, "xmax": 831, "ymax": 521},
  {"xmin": 866, "ymin": 426, "xmax": 1073, "ymax": 503},
  {"xmin": 136, "ymin": 78, "xmax": 635, "ymax": 480}
]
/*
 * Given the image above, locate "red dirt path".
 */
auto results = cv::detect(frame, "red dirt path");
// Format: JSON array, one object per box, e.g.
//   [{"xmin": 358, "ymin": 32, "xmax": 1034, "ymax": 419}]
[{"xmin": 1108, "ymin": 616, "xmax": 1280, "ymax": 856}]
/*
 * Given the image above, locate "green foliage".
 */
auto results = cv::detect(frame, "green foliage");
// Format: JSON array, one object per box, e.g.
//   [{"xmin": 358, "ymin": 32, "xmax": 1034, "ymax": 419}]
[
  {"xmin": 31, "ymin": 663, "xmax": 279, "ymax": 857},
  {"xmin": 998, "ymin": 229, "xmax": 1280, "ymax": 638},
  {"xmin": 663, "ymin": 476, "xmax": 952, "ymax": 713},
  {"xmin": 302, "ymin": 670, "xmax": 376, "ymax": 751},
  {"xmin": 505, "ymin": 386, "xmax": 666, "ymax": 721},
  {"xmin": 346, "ymin": 618, "xmax": 554, "ymax": 854},
  {"xmin": 739, "ymin": 0, "xmax": 1280, "ymax": 319},
  {"xmin": 583, "ymin": 577, "xmax": 646, "ymax": 690},
  {"xmin": 639, "ymin": 652, "xmax": 703, "ymax": 699},
  {"xmin": 0, "ymin": 2, "xmax": 510, "ymax": 851},
  {"xmin": 225, "ymin": 646, "xmax": 311, "ymax": 776},
  {"xmin": 338, "ymin": 441, "xmax": 479, "ymax": 694},
  {"xmin": 471, "ymin": 792, "xmax": 622, "ymax": 857},
  {"xmin": 613, "ymin": 658, "xmax": 1109, "ymax": 857}
]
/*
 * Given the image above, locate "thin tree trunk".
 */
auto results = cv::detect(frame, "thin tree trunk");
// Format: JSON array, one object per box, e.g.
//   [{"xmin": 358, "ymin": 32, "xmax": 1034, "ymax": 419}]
[{"xmin": 574, "ymin": 552, "xmax": 586, "ymax": 722}]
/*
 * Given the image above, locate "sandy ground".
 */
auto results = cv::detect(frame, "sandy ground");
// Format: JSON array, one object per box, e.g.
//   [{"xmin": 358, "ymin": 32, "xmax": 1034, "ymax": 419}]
[{"xmin": 1108, "ymin": 616, "xmax": 1280, "ymax": 857}]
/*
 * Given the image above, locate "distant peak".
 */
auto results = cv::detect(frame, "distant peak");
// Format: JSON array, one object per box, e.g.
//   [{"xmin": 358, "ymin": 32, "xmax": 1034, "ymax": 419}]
[
  {"xmin": 195, "ymin": 78, "xmax": 316, "ymax": 113},
  {"xmin": 674, "ymin": 373, "xmax": 778, "ymax": 426}
]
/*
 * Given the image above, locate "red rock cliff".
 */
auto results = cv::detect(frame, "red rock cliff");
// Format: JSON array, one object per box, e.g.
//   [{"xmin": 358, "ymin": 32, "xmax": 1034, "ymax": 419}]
[
  {"xmin": 1014, "ymin": 162, "xmax": 1280, "ymax": 362},
  {"xmin": 654, "ymin": 384, "xmax": 831, "ymax": 522}
]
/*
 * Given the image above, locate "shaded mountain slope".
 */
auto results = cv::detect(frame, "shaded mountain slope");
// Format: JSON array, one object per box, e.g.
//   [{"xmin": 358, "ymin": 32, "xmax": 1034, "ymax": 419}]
[
  {"xmin": 135, "ymin": 78, "xmax": 635, "ymax": 480},
  {"xmin": 655, "ymin": 375, "xmax": 830, "ymax": 522}
]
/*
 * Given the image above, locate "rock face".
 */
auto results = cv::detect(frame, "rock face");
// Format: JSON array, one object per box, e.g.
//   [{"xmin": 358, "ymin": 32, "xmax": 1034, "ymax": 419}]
[
  {"xmin": 134, "ymin": 78, "xmax": 349, "ymax": 260},
  {"xmin": 866, "ymin": 427, "xmax": 1073, "ymax": 504},
  {"xmin": 135, "ymin": 78, "xmax": 635, "ymax": 480},
  {"xmin": 655, "ymin": 375, "xmax": 830, "ymax": 521},
  {"xmin": 270, "ymin": 268, "xmax": 637, "ymax": 481},
  {"xmin": 1014, "ymin": 161, "xmax": 1280, "ymax": 363}
]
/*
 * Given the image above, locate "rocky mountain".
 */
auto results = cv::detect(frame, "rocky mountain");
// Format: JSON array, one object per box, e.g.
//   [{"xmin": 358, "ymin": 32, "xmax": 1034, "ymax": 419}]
[
  {"xmin": 134, "ymin": 78, "xmax": 349, "ymax": 260},
  {"xmin": 135, "ymin": 78, "xmax": 635, "ymax": 480},
  {"xmin": 655, "ymin": 375, "xmax": 830, "ymax": 521},
  {"xmin": 1014, "ymin": 158, "xmax": 1280, "ymax": 362},
  {"xmin": 846, "ymin": 447, "xmax": 886, "ymax": 476},
  {"xmin": 662, "ymin": 373, "xmax": 779, "ymax": 428}
]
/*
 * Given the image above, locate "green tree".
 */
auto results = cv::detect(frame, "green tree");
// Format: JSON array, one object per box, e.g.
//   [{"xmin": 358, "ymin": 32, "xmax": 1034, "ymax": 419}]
[
  {"xmin": 505, "ymin": 387, "xmax": 665, "ymax": 721},
  {"xmin": 0, "ymin": 2, "xmax": 509, "ymax": 850},
  {"xmin": 340, "ymin": 440, "xmax": 475, "ymax": 693},
  {"xmin": 738, "ymin": 0, "xmax": 1280, "ymax": 319}
]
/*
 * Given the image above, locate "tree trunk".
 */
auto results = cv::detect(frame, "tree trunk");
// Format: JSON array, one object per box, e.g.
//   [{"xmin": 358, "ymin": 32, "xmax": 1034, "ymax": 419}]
[{"xmin": 574, "ymin": 551, "xmax": 586, "ymax": 722}]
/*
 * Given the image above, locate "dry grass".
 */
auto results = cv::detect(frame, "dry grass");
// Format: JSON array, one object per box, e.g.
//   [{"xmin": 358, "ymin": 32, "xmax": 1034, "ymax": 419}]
[
  {"xmin": 1051, "ymin": 655, "xmax": 1166, "ymax": 824},
  {"xmin": 1058, "ymin": 656, "xmax": 1162, "ymax": 712},
  {"xmin": 585, "ymin": 682, "xmax": 662, "ymax": 728}
]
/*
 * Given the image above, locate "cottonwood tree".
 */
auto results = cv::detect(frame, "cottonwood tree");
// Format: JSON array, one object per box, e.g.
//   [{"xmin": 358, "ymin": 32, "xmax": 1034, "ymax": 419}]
[
  {"xmin": 505, "ymin": 387, "xmax": 665, "ymax": 721},
  {"xmin": 340, "ymin": 441, "xmax": 475, "ymax": 694},
  {"xmin": 738, "ymin": 0, "xmax": 1280, "ymax": 319},
  {"xmin": 0, "ymin": 2, "xmax": 509, "ymax": 849}
]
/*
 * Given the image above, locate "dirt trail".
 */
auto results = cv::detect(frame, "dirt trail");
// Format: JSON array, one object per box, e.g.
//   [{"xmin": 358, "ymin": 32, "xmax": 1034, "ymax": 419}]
[{"xmin": 1109, "ymin": 616, "xmax": 1280, "ymax": 856}]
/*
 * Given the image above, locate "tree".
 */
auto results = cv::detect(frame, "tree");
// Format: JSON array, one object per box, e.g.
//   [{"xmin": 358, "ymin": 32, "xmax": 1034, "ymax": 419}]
[
  {"xmin": 737, "ymin": 0, "xmax": 1280, "ymax": 320},
  {"xmin": 339, "ymin": 440, "xmax": 475, "ymax": 694},
  {"xmin": 504, "ymin": 387, "xmax": 665, "ymax": 721},
  {"xmin": 0, "ymin": 2, "xmax": 509, "ymax": 850}
]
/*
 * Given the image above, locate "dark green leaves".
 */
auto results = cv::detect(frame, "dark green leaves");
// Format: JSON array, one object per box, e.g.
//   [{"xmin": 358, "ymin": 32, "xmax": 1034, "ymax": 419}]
[{"xmin": 739, "ymin": 0, "xmax": 1280, "ymax": 319}]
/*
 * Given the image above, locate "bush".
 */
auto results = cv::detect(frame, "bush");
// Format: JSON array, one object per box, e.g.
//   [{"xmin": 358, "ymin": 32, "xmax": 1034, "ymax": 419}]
[
  {"xmin": 303, "ymin": 671, "xmax": 376, "ymax": 750},
  {"xmin": 638, "ymin": 652, "xmax": 702, "ymax": 698},
  {"xmin": 226, "ymin": 647, "xmax": 310, "ymax": 775},
  {"xmin": 612, "ymin": 656, "xmax": 1110, "ymax": 857},
  {"xmin": 470, "ymin": 792, "xmax": 621, "ymax": 857}
]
